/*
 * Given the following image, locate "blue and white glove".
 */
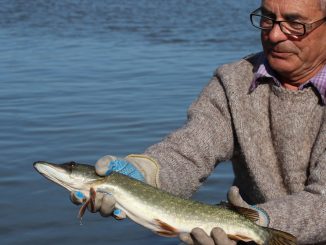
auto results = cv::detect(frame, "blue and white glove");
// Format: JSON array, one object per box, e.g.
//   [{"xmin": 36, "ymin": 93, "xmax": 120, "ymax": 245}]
[
  {"xmin": 95, "ymin": 156, "xmax": 145, "ymax": 182},
  {"xmin": 70, "ymin": 154, "xmax": 160, "ymax": 219}
]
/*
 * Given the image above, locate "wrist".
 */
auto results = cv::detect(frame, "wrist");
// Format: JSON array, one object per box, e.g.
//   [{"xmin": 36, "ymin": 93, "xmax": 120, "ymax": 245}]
[{"xmin": 126, "ymin": 154, "xmax": 160, "ymax": 188}]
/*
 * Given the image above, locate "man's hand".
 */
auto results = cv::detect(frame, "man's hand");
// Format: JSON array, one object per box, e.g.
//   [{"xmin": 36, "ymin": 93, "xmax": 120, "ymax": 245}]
[
  {"xmin": 179, "ymin": 186, "xmax": 270, "ymax": 245},
  {"xmin": 70, "ymin": 154, "xmax": 159, "ymax": 219},
  {"xmin": 179, "ymin": 227, "xmax": 236, "ymax": 245}
]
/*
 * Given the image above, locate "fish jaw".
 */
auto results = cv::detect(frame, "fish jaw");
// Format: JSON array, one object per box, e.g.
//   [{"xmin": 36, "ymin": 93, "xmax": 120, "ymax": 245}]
[{"xmin": 33, "ymin": 161, "xmax": 100, "ymax": 194}]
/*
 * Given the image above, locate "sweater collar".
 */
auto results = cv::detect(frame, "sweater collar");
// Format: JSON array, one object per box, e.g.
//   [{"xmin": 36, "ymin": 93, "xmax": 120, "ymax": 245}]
[{"xmin": 249, "ymin": 56, "xmax": 326, "ymax": 105}]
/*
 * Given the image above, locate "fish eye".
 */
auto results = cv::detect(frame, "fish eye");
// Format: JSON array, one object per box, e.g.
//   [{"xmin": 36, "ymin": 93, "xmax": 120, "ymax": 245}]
[{"xmin": 62, "ymin": 161, "xmax": 77, "ymax": 171}]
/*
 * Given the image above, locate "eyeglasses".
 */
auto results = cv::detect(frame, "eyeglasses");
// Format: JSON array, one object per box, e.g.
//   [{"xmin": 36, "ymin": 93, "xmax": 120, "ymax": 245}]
[{"xmin": 250, "ymin": 8, "xmax": 326, "ymax": 36}]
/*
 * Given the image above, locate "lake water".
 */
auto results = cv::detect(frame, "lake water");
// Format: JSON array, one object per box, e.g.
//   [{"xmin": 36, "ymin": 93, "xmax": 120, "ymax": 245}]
[{"xmin": 0, "ymin": 0, "xmax": 262, "ymax": 244}]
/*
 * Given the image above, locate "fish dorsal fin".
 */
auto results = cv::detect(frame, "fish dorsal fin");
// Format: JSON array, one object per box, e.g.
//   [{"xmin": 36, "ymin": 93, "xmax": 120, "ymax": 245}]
[{"xmin": 217, "ymin": 202, "xmax": 259, "ymax": 222}]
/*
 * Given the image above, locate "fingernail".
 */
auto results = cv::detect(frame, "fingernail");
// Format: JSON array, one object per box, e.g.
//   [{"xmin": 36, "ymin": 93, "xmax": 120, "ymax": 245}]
[
  {"xmin": 75, "ymin": 191, "xmax": 85, "ymax": 199},
  {"xmin": 113, "ymin": 209, "xmax": 121, "ymax": 216}
]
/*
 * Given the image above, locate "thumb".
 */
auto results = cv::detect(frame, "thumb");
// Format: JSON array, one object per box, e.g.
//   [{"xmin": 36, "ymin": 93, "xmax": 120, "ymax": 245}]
[
  {"xmin": 95, "ymin": 155, "xmax": 118, "ymax": 176},
  {"xmin": 227, "ymin": 186, "xmax": 250, "ymax": 208},
  {"xmin": 70, "ymin": 191, "xmax": 86, "ymax": 205}
]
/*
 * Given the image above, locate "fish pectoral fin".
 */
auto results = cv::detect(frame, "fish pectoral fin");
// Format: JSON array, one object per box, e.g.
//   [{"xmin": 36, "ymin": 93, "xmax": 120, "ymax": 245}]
[
  {"xmin": 89, "ymin": 187, "xmax": 96, "ymax": 212},
  {"xmin": 77, "ymin": 187, "xmax": 97, "ymax": 219},
  {"xmin": 78, "ymin": 199, "xmax": 90, "ymax": 218},
  {"xmin": 154, "ymin": 219, "xmax": 179, "ymax": 237},
  {"xmin": 232, "ymin": 205, "xmax": 259, "ymax": 223},
  {"xmin": 217, "ymin": 202, "xmax": 259, "ymax": 223},
  {"xmin": 227, "ymin": 234, "xmax": 252, "ymax": 242}
]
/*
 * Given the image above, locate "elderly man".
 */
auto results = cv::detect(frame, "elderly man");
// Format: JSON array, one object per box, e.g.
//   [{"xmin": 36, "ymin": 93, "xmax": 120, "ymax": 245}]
[{"xmin": 71, "ymin": 0, "xmax": 326, "ymax": 244}]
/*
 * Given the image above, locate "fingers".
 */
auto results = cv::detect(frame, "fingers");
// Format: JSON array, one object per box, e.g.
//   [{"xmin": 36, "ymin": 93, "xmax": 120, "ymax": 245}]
[
  {"xmin": 71, "ymin": 190, "xmax": 127, "ymax": 220},
  {"xmin": 87, "ymin": 191, "xmax": 104, "ymax": 213},
  {"xmin": 98, "ymin": 194, "xmax": 127, "ymax": 220},
  {"xmin": 179, "ymin": 232, "xmax": 195, "ymax": 245},
  {"xmin": 95, "ymin": 155, "xmax": 117, "ymax": 176},
  {"xmin": 98, "ymin": 194, "xmax": 116, "ymax": 216},
  {"xmin": 72, "ymin": 156, "xmax": 130, "ymax": 220},
  {"xmin": 211, "ymin": 228, "xmax": 236, "ymax": 245},
  {"xmin": 191, "ymin": 228, "xmax": 215, "ymax": 245},
  {"xmin": 70, "ymin": 191, "xmax": 86, "ymax": 205},
  {"xmin": 179, "ymin": 228, "xmax": 236, "ymax": 245},
  {"xmin": 227, "ymin": 186, "xmax": 250, "ymax": 208}
]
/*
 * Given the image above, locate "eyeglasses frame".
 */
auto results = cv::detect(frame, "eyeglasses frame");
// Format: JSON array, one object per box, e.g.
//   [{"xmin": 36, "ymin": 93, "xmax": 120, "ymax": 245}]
[{"xmin": 250, "ymin": 8, "xmax": 326, "ymax": 36}]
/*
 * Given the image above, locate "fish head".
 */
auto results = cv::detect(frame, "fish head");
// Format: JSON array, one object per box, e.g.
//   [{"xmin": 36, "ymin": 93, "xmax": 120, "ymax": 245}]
[{"xmin": 33, "ymin": 161, "xmax": 102, "ymax": 193}]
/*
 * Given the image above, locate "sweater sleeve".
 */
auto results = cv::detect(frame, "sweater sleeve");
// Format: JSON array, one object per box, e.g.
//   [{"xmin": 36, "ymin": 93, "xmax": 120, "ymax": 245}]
[
  {"xmin": 259, "ymin": 128, "xmax": 326, "ymax": 244},
  {"xmin": 145, "ymin": 76, "xmax": 234, "ymax": 198}
]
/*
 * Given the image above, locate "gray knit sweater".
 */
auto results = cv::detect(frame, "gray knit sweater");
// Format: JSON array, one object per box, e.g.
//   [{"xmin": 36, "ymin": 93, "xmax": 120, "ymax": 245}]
[{"xmin": 145, "ymin": 53, "xmax": 326, "ymax": 244}]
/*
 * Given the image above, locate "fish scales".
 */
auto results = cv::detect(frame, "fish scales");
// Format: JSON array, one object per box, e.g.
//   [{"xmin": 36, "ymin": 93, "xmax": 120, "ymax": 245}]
[
  {"xmin": 103, "ymin": 172, "xmax": 265, "ymax": 239},
  {"xmin": 33, "ymin": 161, "xmax": 297, "ymax": 245}
]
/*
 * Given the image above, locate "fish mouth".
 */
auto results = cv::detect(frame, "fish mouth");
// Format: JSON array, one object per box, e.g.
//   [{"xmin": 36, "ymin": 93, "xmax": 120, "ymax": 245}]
[{"xmin": 34, "ymin": 161, "xmax": 76, "ymax": 192}]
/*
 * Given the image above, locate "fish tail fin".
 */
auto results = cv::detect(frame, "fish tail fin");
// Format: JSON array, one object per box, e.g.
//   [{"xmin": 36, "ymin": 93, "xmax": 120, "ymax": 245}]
[{"xmin": 265, "ymin": 227, "xmax": 297, "ymax": 245}]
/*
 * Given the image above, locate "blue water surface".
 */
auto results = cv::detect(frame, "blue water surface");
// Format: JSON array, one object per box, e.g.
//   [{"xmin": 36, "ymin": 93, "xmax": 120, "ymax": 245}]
[{"xmin": 0, "ymin": 0, "xmax": 261, "ymax": 244}]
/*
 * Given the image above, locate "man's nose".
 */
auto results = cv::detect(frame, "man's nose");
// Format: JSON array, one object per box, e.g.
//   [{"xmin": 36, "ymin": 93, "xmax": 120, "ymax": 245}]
[{"xmin": 267, "ymin": 23, "xmax": 288, "ymax": 43}]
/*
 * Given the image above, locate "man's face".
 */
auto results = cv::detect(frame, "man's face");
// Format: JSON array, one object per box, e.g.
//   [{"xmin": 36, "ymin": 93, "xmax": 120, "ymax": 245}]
[{"xmin": 261, "ymin": 0, "xmax": 326, "ymax": 84}]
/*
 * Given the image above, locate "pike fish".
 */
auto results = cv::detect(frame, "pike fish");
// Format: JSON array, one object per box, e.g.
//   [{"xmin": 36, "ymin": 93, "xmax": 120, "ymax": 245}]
[{"xmin": 33, "ymin": 161, "xmax": 296, "ymax": 245}]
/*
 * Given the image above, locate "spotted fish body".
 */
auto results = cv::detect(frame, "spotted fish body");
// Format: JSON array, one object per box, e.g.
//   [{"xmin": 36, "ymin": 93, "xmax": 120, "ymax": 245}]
[{"xmin": 34, "ymin": 161, "xmax": 296, "ymax": 245}]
